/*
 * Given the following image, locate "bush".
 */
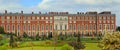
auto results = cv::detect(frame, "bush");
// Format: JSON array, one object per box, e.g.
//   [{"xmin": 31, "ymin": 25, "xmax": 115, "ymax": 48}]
[
  {"xmin": 60, "ymin": 44, "xmax": 74, "ymax": 50},
  {"xmin": 98, "ymin": 32, "xmax": 120, "ymax": 50},
  {"xmin": 0, "ymin": 46, "xmax": 7, "ymax": 50},
  {"xmin": 68, "ymin": 42, "xmax": 85, "ymax": 50}
]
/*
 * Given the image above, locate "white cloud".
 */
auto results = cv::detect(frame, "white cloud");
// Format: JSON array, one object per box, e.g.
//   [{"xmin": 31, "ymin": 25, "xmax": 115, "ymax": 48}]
[
  {"xmin": 38, "ymin": 0, "xmax": 120, "ymax": 26},
  {"xmin": 0, "ymin": 0, "xmax": 120, "ymax": 26},
  {"xmin": 75, "ymin": 0, "xmax": 120, "ymax": 5}
]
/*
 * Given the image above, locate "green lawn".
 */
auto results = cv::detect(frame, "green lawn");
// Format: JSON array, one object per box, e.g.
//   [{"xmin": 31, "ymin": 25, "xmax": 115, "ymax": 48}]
[
  {"xmin": 1, "ymin": 38, "xmax": 101, "ymax": 50},
  {"xmin": 7, "ymin": 43, "xmax": 101, "ymax": 50},
  {"xmin": 8, "ymin": 46, "xmax": 61, "ymax": 50},
  {"xmin": 84, "ymin": 43, "xmax": 101, "ymax": 50}
]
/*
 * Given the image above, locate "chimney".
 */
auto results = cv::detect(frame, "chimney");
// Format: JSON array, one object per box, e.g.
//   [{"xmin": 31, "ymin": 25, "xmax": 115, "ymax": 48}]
[
  {"xmin": 5, "ymin": 10, "xmax": 7, "ymax": 14},
  {"xmin": 39, "ymin": 11, "xmax": 41, "ymax": 14},
  {"xmin": 77, "ymin": 12, "xmax": 79, "ymax": 14},
  {"xmin": 32, "ymin": 12, "xmax": 34, "ymax": 14},
  {"xmin": 21, "ymin": 11, "xmax": 23, "ymax": 14}
]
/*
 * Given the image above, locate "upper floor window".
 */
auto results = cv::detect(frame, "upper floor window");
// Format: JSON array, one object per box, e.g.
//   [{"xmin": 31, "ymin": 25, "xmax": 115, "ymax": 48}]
[
  {"xmin": 50, "ymin": 17, "xmax": 52, "ymax": 20},
  {"xmin": 37, "ymin": 17, "xmax": 39, "ymax": 19},
  {"xmin": 99, "ymin": 17, "xmax": 102, "ymax": 20},
  {"xmin": 107, "ymin": 17, "xmax": 110, "ymax": 20},
  {"xmin": 41, "ymin": 17, "xmax": 44, "ymax": 20},
  {"xmin": 46, "ymin": 17, "xmax": 48, "ymax": 20},
  {"xmin": 7, "ymin": 16, "xmax": 10, "ymax": 19},
  {"xmin": 73, "ymin": 17, "xmax": 76, "ymax": 20},
  {"xmin": 32, "ymin": 17, "xmax": 35, "ymax": 20},
  {"xmin": 111, "ymin": 17, "xmax": 114, "ymax": 20},
  {"xmin": 69, "ymin": 17, "xmax": 72, "ymax": 20},
  {"xmin": 103, "ymin": 17, "xmax": 106, "ymax": 20}
]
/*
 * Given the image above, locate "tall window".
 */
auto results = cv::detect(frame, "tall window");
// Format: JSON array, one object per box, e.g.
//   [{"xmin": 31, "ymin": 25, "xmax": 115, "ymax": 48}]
[
  {"xmin": 90, "ymin": 25, "xmax": 92, "ymax": 30},
  {"xmin": 70, "ymin": 25, "xmax": 72, "ymax": 30},
  {"xmin": 94, "ymin": 25, "xmax": 96, "ymax": 30},
  {"xmin": 103, "ymin": 17, "xmax": 106, "ymax": 20},
  {"xmin": 73, "ymin": 24, "xmax": 76, "ymax": 30},
  {"xmin": 103, "ymin": 24, "xmax": 106, "ymax": 29},
  {"xmin": 78, "ymin": 25, "xmax": 80, "ymax": 30},
  {"xmin": 107, "ymin": 24, "xmax": 110, "ymax": 30},
  {"xmin": 55, "ymin": 25, "xmax": 57, "ymax": 30},
  {"xmin": 12, "ymin": 25, "xmax": 14, "ymax": 31},
  {"xmin": 65, "ymin": 25, "xmax": 67, "ymax": 30},
  {"xmin": 18, "ymin": 25, "xmax": 20, "ymax": 30},
  {"xmin": 99, "ymin": 24, "xmax": 102, "ymax": 30},
  {"xmin": 7, "ymin": 25, "xmax": 10, "ymax": 31},
  {"xmin": 60, "ymin": 25, "xmax": 62, "ymax": 30},
  {"xmin": 112, "ymin": 25, "xmax": 114, "ymax": 30},
  {"xmin": 86, "ymin": 25, "xmax": 88, "ymax": 30},
  {"xmin": 28, "ymin": 25, "xmax": 30, "ymax": 31},
  {"xmin": 42, "ymin": 25, "xmax": 44, "ymax": 30},
  {"xmin": 46, "ymin": 25, "xmax": 48, "ymax": 30},
  {"xmin": 32, "ymin": 25, "xmax": 35, "ymax": 30},
  {"xmin": 23, "ymin": 25, "xmax": 26, "ymax": 31},
  {"xmin": 37, "ymin": 25, "xmax": 40, "ymax": 31},
  {"xmin": 50, "ymin": 25, "xmax": 52, "ymax": 30}
]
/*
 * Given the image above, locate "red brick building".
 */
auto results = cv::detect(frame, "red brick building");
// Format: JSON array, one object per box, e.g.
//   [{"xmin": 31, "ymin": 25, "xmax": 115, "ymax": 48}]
[{"xmin": 0, "ymin": 11, "xmax": 116, "ymax": 36}]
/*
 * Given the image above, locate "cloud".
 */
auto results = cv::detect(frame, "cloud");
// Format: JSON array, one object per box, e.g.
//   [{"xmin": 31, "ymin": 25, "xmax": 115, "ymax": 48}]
[
  {"xmin": 0, "ymin": 0, "xmax": 120, "ymax": 26},
  {"xmin": 75, "ymin": 0, "xmax": 120, "ymax": 5},
  {"xmin": 38, "ymin": 0, "xmax": 120, "ymax": 26}
]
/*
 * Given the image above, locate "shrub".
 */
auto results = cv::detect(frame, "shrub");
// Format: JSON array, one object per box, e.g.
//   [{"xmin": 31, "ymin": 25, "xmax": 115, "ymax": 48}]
[
  {"xmin": 60, "ymin": 44, "xmax": 74, "ymax": 50},
  {"xmin": 98, "ymin": 32, "xmax": 120, "ymax": 50},
  {"xmin": 68, "ymin": 42, "xmax": 85, "ymax": 50},
  {"xmin": 0, "ymin": 46, "xmax": 7, "ymax": 50}
]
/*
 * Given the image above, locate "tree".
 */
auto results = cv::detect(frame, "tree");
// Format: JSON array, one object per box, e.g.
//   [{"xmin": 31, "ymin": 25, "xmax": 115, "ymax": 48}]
[
  {"xmin": 48, "ymin": 31, "xmax": 52, "ymax": 39},
  {"xmin": 98, "ymin": 32, "xmax": 120, "ymax": 50},
  {"xmin": 0, "ymin": 26, "xmax": 5, "ymax": 34},
  {"xmin": 116, "ymin": 26, "xmax": 120, "ymax": 31},
  {"xmin": 36, "ymin": 33, "xmax": 40, "ymax": 40},
  {"xmin": 60, "ymin": 44, "xmax": 74, "ymax": 50},
  {"xmin": 68, "ymin": 31, "xmax": 85, "ymax": 50},
  {"xmin": 9, "ymin": 33, "xmax": 15, "ymax": 48},
  {"xmin": 23, "ymin": 32, "xmax": 28, "ymax": 38}
]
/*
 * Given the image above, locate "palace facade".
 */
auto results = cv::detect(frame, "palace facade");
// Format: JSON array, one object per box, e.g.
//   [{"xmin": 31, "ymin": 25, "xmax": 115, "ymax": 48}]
[{"xmin": 0, "ymin": 11, "xmax": 116, "ymax": 36}]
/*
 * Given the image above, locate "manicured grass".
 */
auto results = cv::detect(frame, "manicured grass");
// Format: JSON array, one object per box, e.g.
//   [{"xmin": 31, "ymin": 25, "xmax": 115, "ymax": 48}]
[
  {"xmin": 84, "ymin": 43, "xmax": 101, "ymax": 50},
  {"xmin": 8, "ymin": 46, "xmax": 61, "ymax": 50}
]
